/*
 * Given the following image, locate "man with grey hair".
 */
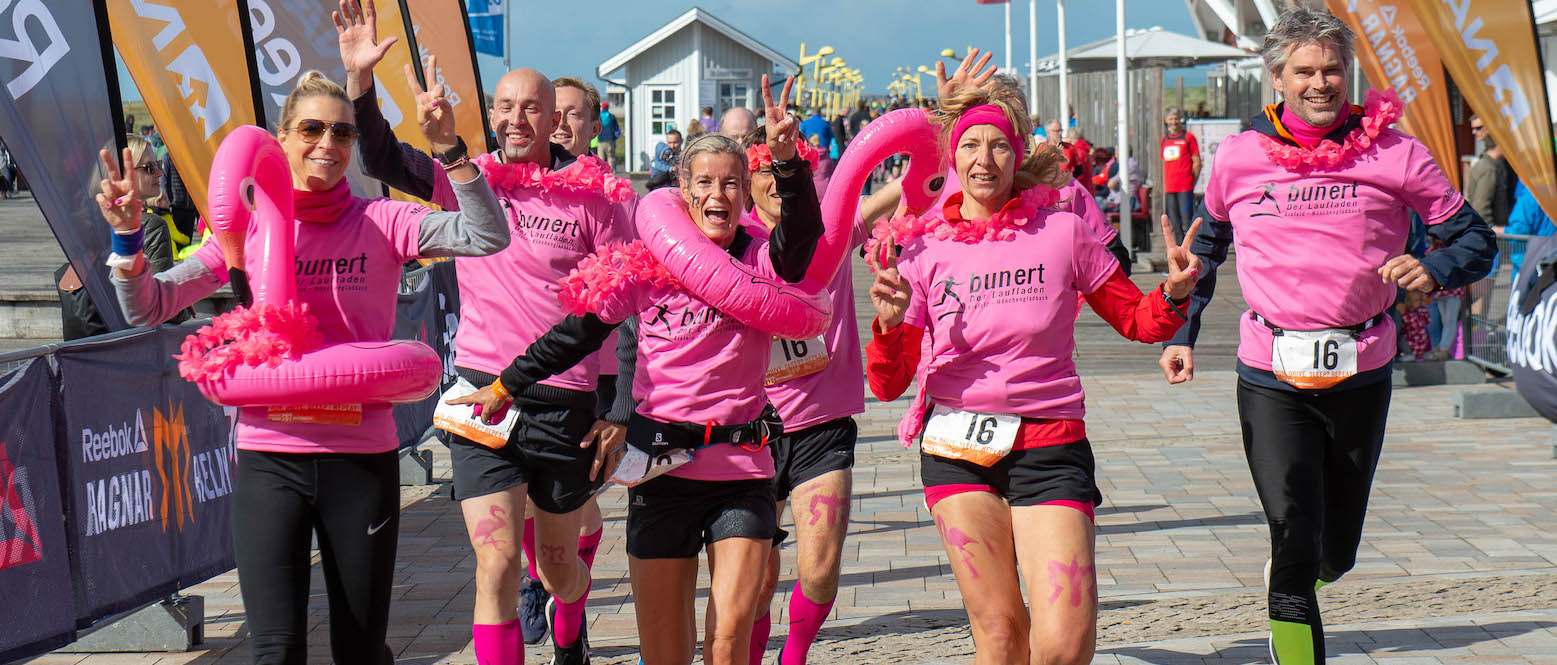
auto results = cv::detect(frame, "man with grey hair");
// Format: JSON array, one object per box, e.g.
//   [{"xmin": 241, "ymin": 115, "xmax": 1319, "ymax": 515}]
[{"xmin": 1159, "ymin": 6, "xmax": 1495, "ymax": 664}]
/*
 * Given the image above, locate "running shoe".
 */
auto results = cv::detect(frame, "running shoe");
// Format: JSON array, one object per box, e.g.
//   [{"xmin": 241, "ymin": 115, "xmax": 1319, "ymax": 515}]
[
  {"xmin": 546, "ymin": 595, "xmax": 590, "ymax": 665},
  {"xmin": 519, "ymin": 576, "xmax": 552, "ymax": 645}
]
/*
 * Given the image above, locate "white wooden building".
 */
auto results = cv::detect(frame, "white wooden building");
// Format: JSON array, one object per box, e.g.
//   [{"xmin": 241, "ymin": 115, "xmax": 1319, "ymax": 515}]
[{"xmin": 597, "ymin": 8, "xmax": 799, "ymax": 172}]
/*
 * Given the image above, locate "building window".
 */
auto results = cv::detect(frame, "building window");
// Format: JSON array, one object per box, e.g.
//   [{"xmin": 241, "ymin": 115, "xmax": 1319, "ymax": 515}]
[
  {"xmin": 719, "ymin": 82, "xmax": 749, "ymax": 114},
  {"xmin": 650, "ymin": 87, "xmax": 678, "ymax": 135}
]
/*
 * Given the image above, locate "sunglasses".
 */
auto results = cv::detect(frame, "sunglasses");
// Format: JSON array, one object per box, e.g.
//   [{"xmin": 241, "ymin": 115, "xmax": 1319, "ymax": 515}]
[
  {"xmin": 133, "ymin": 162, "xmax": 162, "ymax": 174},
  {"xmin": 1471, "ymin": 124, "xmax": 1486, "ymax": 132},
  {"xmin": 289, "ymin": 119, "xmax": 359, "ymax": 145}
]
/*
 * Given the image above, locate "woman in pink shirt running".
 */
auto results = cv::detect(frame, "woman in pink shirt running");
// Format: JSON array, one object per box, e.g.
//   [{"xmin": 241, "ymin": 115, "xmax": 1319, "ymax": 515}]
[
  {"xmin": 96, "ymin": 68, "xmax": 507, "ymax": 664},
  {"xmin": 864, "ymin": 69, "xmax": 1201, "ymax": 664},
  {"xmin": 454, "ymin": 76, "xmax": 825, "ymax": 665}
]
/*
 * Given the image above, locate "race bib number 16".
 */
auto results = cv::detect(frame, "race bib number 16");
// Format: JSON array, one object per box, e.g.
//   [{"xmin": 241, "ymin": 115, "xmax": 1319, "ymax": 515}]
[
  {"xmin": 921, "ymin": 404, "xmax": 1020, "ymax": 467},
  {"xmin": 1271, "ymin": 329, "xmax": 1358, "ymax": 390},
  {"xmin": 766, "ymin": 336, "xmax": 829, "ymax": 385}
]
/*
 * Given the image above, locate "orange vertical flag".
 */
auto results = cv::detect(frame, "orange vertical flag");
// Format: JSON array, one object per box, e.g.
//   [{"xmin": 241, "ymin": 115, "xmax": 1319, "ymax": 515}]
[
  {"xmin": 107, "ymin": 0, "xmax": 259, "ymax": 220},
  {"xmin": 371, "ymin": 0, "xmax": 436, "ymax": 205},
  {"xmin": 1325, "ymin": 0, "xmax": 1459, "ymax": 184},
  {"xmin": 1407, "ymin": 0, "xmax": 1557, "ymax": 219},
  {"xmin": 404, "ymin": 0, "xmax": 490, "ymax": 156}
]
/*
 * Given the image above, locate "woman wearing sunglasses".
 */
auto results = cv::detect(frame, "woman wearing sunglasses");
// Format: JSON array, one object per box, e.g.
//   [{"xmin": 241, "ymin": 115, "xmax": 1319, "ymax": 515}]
[{"xmin": 96, "ymin": 67, "xmax": 508, "ymax": 665}]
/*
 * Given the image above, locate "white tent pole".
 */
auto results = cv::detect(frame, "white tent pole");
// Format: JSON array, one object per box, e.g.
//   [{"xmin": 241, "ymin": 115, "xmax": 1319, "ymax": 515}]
[
  {"xmin": 1117, "ymin": 0, "xmax": 1132, "ymax": 261},
  {"xmin": 1057, "ymin": 0, "xmax": 1068, "ymax": 128},
  {"xmin": 1005, "ymin": 2, "xmax": 1013, "ymax": 72},
  {"xmin": 1029, "ymin": 0, "xmax": 1039, "ymax": 112}
]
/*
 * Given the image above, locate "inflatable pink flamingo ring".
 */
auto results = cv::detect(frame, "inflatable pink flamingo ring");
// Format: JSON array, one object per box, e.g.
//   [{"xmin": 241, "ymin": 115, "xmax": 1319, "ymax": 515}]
[
  {"xmin": 564, "ymin": 108, "xmax": 944, "ymax": 339},
  {"xmin": 176, "ymin": 125, "xmax": 442, "ymax": 407}
]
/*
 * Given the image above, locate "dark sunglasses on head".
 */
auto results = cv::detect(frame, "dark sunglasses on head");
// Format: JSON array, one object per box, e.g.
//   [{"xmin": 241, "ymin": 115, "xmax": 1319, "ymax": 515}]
[{"xmin": 290, "ymin": 119, "xmax": 359, "ymax": 144}]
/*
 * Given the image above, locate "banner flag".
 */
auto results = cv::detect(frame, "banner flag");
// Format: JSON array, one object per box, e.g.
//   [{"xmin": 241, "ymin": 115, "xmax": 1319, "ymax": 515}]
[
  {"xmin": 57, "ymin": 327, "xmax": 235, "ymax": 620},
  {"xmin": 106, "ymin": 0, "xmax": 261, "ymax": 221},
  {"xmin": 467, "ymin": 0, "xmax": 504, "ymax": 58},
  {"xmin": 0, "ymin": 359, "xmax": 76, "ymax": 660},
  {"xmin": 1407, "ymin": 0, "xmax": 1557, "ymax": 219},
  {"xmin": 373, "ymin": 0, "xmax": 435, "ymax": 206},
  {"xmin": 1325, "ymin": 0, "xmax": 1459, "ymax": 184},
  {"xmin": 0, "ymin": 0, "xmax": 129, "ymax": 330},
  {"xmin": 405, "ymin": 0, "xmax": 492, "ymax": 155}
]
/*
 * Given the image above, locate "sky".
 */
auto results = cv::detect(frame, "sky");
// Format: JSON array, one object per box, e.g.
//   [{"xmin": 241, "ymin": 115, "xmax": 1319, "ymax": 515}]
[{"xmin": 117, "ymin": 0, "xmax": 1217, "ymax": 103}]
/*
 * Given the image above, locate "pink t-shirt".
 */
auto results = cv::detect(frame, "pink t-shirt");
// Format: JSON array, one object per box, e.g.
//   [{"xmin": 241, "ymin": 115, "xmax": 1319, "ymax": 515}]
[
  {"xmin": 937, "ymin": 167, "xmax": 1115, "ymax": 244},
  {"xmin": 192, "ymin": 197, "xmax": 430, "ymax": 454},
  {"xmin": 599, "ymin": 234, "xmax": 784, "ymax": 481},
  {"xmin": 431, "ymin": 167, "xmax": 630, "ymax": 391},
  {"xmin": 1204, "ymin": 128, "xmax": 1464, "ymax": 373},
  {"xmin": 898, "ymin": 205, "xmax": 1118, "ymax": 421},
  {"xmin": 744, "ymin": 210, "xmax": 867, "ymax": 432}
]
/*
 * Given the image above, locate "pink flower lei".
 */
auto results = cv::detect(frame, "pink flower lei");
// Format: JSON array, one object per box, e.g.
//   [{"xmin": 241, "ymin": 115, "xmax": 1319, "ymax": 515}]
[
  {"xmin": 861, "ymin": 184, "xmax": 1065, "ymax": 265},
  {"xmin": 474, "ymin": 153, "xmax": 638, "ymax": 203},
  {"xmin": 174, "ymin": 301, "xmax": 325, "ymax": 382},
  {"xmin": 746, "ymin": 142, "xmax": 822, "ymax": 172},
  {"xmin": 1259, "ymin": 88, "xmax": 1403, "ymax": 174},
  {"xmin": 557, "ymin": 240, "xmax": 680, "ymax": 316}
]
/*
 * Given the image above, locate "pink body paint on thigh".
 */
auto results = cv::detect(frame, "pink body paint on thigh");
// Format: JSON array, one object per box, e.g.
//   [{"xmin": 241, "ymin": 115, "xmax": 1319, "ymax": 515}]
[
  {"xmin": 1047, "ymin": 558, "xmax": 1096, "ymax": 607},
  {"xmin": 934, "ymin": 515, "xmax": 982, "ymax": 579},
  {"xmin": 472, "ymin": 505, "xmax": 508, "ymax": 549},
  {"xmin": 807, "ymin": 494, "xmax": 846, "ymax": 526}
]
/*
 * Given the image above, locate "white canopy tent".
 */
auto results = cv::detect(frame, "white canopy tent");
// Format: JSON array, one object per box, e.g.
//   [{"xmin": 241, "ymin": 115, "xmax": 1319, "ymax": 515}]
[{"xmin": 1035, "ymin": 26, "xmax": 1254, "ymax": 74}]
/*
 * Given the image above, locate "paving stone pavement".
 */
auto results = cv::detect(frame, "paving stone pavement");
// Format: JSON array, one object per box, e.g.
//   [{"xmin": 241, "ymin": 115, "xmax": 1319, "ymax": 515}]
[{"xmin": 21, "ymin": 250, "xmax": 1557, "ymax": 664}]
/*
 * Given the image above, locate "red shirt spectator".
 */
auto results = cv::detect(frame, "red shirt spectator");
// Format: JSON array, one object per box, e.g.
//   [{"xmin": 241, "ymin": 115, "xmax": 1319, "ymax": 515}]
[{"xmin": 1160, "ymin": 129, "xmax": 1200, "ymax": 194}]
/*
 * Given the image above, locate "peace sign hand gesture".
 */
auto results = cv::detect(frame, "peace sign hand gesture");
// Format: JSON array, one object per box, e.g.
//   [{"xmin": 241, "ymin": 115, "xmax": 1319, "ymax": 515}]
[
  {"xmin": 1161, "ymin": 214, "xmax": 1203, "ymax": 300},
  {"xmin": 406, "ymin": 54, "xmax": 457, "ymax": 153},
  {"xmin": 761, "ymin": 74, "xmax": 799, "ymax": 163},
  {"xmin": 935, "ymin": 48, "xmax": 997, "ymax": 100},
  {"xmin": 868, "ymin": 236, "xmax": 913, "ymax": 331},
  {"xmin": 334, "ymin": 0, "xmax": 398, "ymax": 96},
  {"xmin": 95, "ymin": 147, "xmax": 140, "ymax": 233}
]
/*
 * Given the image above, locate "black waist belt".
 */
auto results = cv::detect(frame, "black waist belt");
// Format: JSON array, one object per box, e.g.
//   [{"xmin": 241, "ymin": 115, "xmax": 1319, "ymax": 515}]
[
  {"xmin": 626, "ymin": 404, "xmax": 784, "ymax": 453},
  {"xmin": 1250, "ymin": 311, "xmax": 1388, "ymax": 339}
]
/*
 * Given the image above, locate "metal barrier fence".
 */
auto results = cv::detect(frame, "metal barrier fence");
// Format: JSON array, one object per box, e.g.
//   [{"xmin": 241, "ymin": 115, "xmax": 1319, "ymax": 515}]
[{"xmin": 1465, "ymin": 233, "xmax": 1536, "ymax": 374}]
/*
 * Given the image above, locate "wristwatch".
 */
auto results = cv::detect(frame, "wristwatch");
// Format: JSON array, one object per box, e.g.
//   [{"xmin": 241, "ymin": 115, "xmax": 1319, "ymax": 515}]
[{"xmin": 436, "ymin": 137, "xmax": 468, "ymax": 166}]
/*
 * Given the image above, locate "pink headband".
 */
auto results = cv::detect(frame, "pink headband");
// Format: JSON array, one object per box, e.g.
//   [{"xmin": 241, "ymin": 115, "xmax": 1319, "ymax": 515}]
[{"xmin": 952, "ymin": 104, "xmax": 1025, "ymax": 163}]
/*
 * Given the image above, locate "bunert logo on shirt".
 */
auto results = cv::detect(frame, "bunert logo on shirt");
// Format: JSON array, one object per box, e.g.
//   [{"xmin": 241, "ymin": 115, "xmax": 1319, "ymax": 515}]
[
  {"xmin": 933, "ymin": 264, "xmax": 1049, "ymax": 320},
  {"xmin": 1247, "ymin": 180, "xmax": 1364, "ymax": 219}
]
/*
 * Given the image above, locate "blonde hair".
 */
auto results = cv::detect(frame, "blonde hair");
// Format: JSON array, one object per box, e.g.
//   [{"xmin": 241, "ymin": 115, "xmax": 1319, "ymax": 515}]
[
  {"xmin": 278, "ymin": 70, "xmax": 352, "ymax": 131},
  {"xmin": 676, "ymin": 133, "xmax": 747, "ymax": 189},
  {"xmin": 684, "ymin": 117, "xmax": 706, "ymax": 140},
  {"xmin": 124, "ymin": 133, "xmax": 168, "ymax": 207},
  {"xmin": 934, "ymin": 86, "xmax": 1071, "ymax": 190},
  {"xmin": 552, "ymin": 76, "xmax": 601, "ymax": 114}
]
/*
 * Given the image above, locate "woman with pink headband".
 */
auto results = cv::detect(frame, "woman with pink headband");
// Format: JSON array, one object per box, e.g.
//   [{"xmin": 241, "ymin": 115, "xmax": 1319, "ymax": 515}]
[{"xmin": 865, "ymin": 74, "xmax": 1201, "ymax": 663}]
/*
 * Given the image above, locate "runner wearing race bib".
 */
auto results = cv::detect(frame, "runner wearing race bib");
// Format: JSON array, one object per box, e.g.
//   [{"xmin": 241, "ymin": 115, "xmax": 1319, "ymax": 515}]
[
  {"xmin": 1157, "ymin": 8, "xmax": 1496, "ymax": 664},
  {"xmin": 738, "ymin": 127, "xmax": 870, "ymax": 665},
  {"xmin": 340, "ymin": 6, "xmax": 636, "ymax": 662},
  {"xmin": 453, "ymin": 78, "xmax": 823, "ymax": 665},
  {"xmin": 865, "ymin": 56, "xmax": 1202, "ymax": 664}
]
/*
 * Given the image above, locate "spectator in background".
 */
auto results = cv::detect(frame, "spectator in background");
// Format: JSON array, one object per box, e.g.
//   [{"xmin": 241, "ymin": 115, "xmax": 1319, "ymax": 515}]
[
  {"xmin": 800, "ymin": 106, "xmax": 833, "ymax": 150},
  {"xmin": 1101, "ymin": 148, "xmax": 1143, "ymax": 214},
  {"xmin": 1466, "ymin": 114, "xmax": 1514, "ymax": 228},
  {"xmin": 685, "ymin": 116, "xmax": 706, "ymax": 140},
  {"xmin": 1508, "ymin": 182, "xmax": 1556, "ymax": 278},
  {"xmin": 719, "ymin": 106, "xmax": 756, "ymax": 139},
  {"xmin": 1161, "ymin": 106, "xmax": 1201, "ymax": 242},
  {"xmin": 830, "ymin": 111, "xmax": 849, "ymax": 157},
  {"xmin": 647, "ymin": 128, "xmax": 682, "ymax": 190},
  {"xmin": 1396, "ymin": 289, "xmax": 1433, "ymax": 361},
  {"xmin": 848, "ymin": 100, "xmax": 872, "ymax": 139},
  {"xmin": 159, "ymin": 152, "xmax": 200, "ymax": 259},
  {"xmin": 0, "ymin": 143, "xmax": 14, "ymax": 199},
  {"xmin": 699, "ymin": 105, "xmax": 718, "ymax": 134},
  {"xmin": 1032, "ymin": 113, "xmax": 1046, "ymax": 139},
  {"xmin": 597, "ymin": 101, "xmax": 622, "ymax": 170},
  {"xmin": 1044, "ymin": 120, "xmax": 1064, "ymax": 147},
  {"xmin": 1064, "ymin": 127, "xmax": 1092, "ymax": 192}
]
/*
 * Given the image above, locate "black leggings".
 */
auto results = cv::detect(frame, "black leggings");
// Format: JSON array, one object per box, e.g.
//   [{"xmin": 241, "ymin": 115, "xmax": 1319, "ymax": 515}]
[
  {"xmin": 233, "ymin": 449, "xmax": 400, "ymax": 665},
  {"xmin": 1237, "ymin": 378, "xmax": 1391, "ymax": 664}
]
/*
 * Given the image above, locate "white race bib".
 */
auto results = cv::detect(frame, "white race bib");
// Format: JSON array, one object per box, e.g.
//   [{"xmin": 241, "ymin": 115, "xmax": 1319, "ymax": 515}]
[
  {"xmin": 921, "ymin": 404, "xmax": 1020, "ymax": 467},
  {"xmin": 766, "ymin": 336, "xmax": 829, "ymax": 386},
  {"xmin": 1162, "ymin": 144, "xmax": 1182, "ymax": 161},
  {"xmin": 1271, "ymin": 329, "xmax": 1359, "ymax": 390},
  {"xmin": 609, "ymin": 446, "xmax": 692, "ymax": 487},
  {"xmin": 432, "ymin": 377, "xmax": 521, "ymax": 449}
]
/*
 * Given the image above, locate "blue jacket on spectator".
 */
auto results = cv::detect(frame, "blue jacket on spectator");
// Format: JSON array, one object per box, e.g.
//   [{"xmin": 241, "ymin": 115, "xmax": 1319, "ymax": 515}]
[
  {"xmin": 649, "ymin": 142, "xmax": 675, "ymax": 176},
  {"xmin": 599, "ymin": 110, "xmax": 622, "ymax": 143},
  {"xmin": 1507, "ymin": 182, "xmax": 1554, "ymax": 275},
  {"xmin": 800, "ymin": 113, "xmax": 832, "ymax": 148}
]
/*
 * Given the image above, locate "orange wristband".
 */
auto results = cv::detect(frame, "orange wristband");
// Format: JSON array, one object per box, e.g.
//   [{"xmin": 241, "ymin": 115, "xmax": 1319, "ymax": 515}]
[{"xmin": 490, "ymin": 379, "xmax": 512, "ymax": 402}]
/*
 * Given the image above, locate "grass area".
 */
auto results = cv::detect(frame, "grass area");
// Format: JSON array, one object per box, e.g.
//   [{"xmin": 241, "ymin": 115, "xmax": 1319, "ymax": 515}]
[{"xmin": 1164, "ymin": 85, "xmax": 1209, "ymax": 115}]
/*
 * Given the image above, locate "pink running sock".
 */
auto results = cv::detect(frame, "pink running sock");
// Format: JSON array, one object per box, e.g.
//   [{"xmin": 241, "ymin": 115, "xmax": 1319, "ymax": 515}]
[
  {"xmin": 578, "ymin": 527, "xmax": 603, "ymax": 569},
  {"xmin": 522, "ymin": 517, "xmax": 538, "ymax": 580},
  {"xmin": 781, "ymin": 586, "xmax": 833, "ymax": 665},
  {"xmin": 750, "ymin": 611, "xmax": 772, "ymax": 665},
  {"xmin": 471, "ymin": 619, "xmax": 522, "ymax": 665},
  {"xmin": 553, "ymin": 571, "xmax": 591, "ymax": 647}
]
